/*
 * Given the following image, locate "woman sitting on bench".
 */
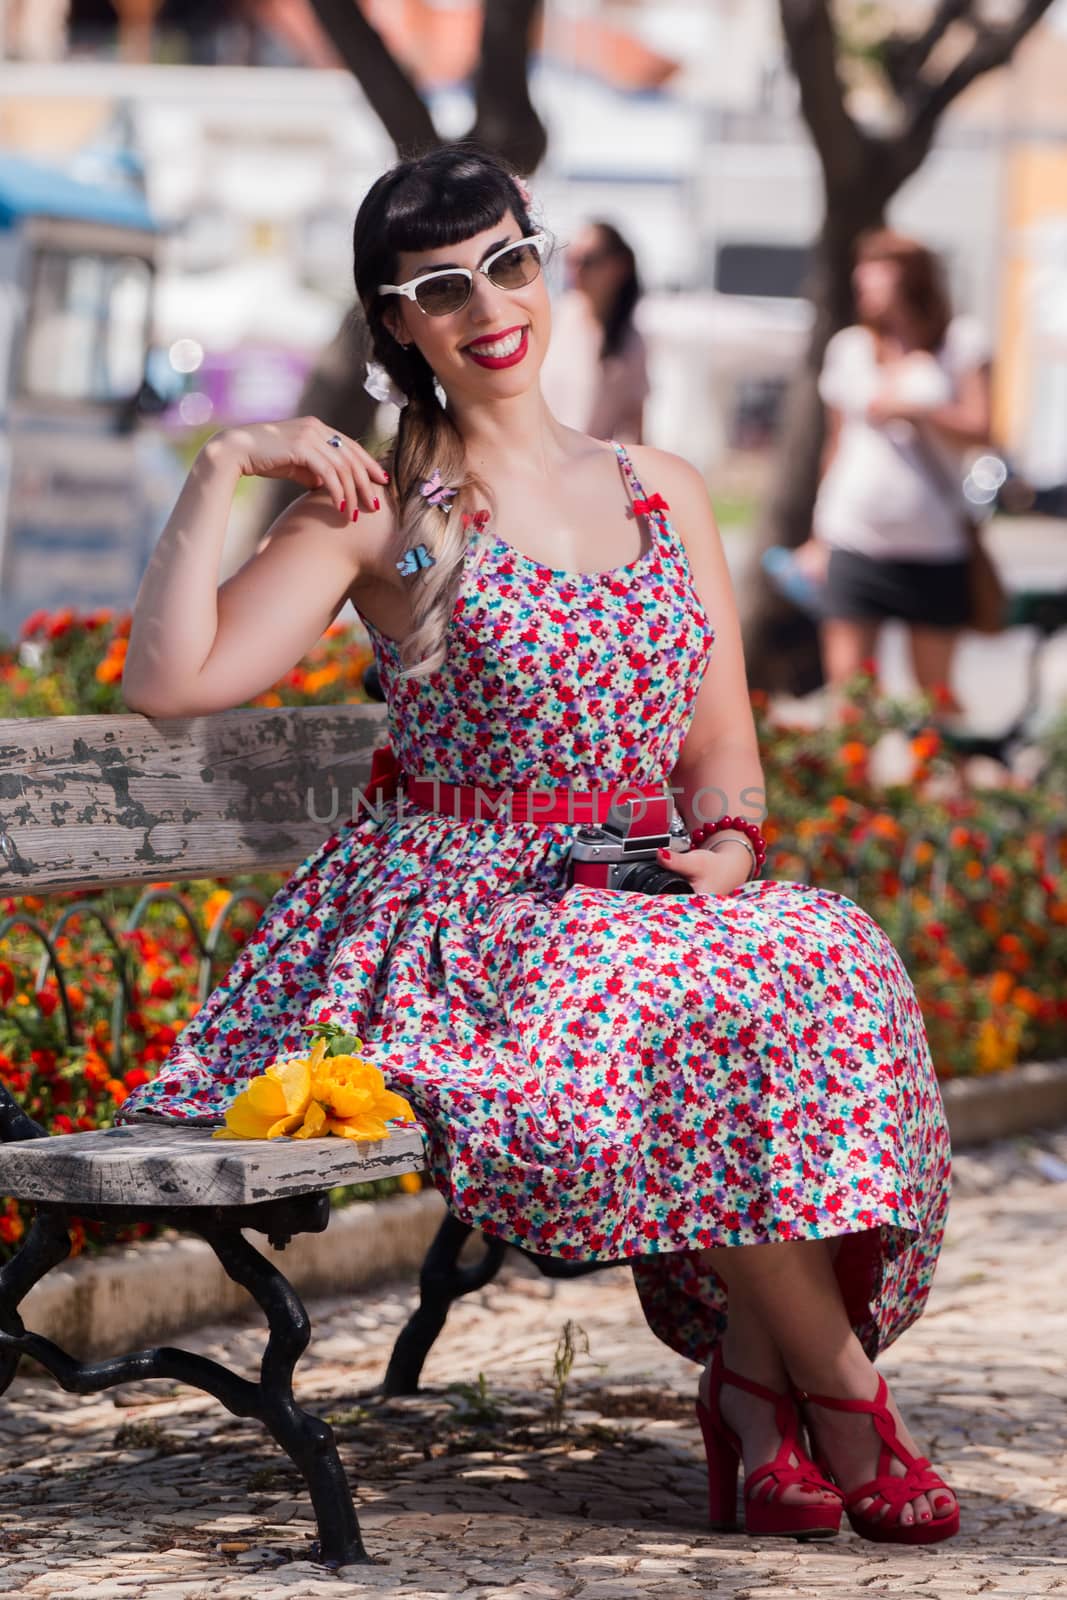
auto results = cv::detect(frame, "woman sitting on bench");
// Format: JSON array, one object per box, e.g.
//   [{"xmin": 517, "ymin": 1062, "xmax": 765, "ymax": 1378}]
[{"xmin": 120, "ymin": 144, "xmax": 958, "ymax": 1547}]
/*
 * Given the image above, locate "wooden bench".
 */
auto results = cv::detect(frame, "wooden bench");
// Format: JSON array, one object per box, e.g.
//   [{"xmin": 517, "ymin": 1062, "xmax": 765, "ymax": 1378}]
[{"xmin": 0, "ymin": 704, "xmax": 571, "ymax": 1566}]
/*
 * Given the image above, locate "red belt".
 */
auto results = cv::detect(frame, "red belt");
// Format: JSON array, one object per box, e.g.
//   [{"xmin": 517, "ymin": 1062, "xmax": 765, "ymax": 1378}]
[{"xmin": 366, "ymin": 743, "xmax": 673, "ymax": 828}]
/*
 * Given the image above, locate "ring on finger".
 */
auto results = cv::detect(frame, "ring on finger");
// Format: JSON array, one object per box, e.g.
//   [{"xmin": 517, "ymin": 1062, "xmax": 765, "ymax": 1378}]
[{"xmin": 327, "ymin": 434, "xmax": 343, "ymax": 449}]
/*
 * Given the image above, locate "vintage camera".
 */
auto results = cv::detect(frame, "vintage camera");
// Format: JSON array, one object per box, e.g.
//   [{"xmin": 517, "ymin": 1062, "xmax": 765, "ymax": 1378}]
[{"xmin": 566, "ymin": 793, "xmax": 694, "ymax": 895}]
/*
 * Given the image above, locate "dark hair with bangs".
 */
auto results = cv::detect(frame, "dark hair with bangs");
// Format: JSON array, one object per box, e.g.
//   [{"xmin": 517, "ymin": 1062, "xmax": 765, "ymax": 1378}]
[{"xmin": 352, "ymin": 144, "xmax": 535, "ymax": 681}]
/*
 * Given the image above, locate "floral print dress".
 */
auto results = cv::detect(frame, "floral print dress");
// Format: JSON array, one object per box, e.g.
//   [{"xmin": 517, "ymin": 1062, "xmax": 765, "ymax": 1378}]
[{"xmin": 120, "ymin": 441, "xmax": 951, "ymax": 1366}]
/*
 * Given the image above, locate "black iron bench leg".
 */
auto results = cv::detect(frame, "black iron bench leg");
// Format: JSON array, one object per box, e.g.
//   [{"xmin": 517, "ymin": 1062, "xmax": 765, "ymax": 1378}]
[
  {"xmin": 0, "ymin": 1211, "xmax": 73, "ymax": 1398},
  {"xmin": 383, "ymin": 1212, "xmax": 508, "ymax": 1396},
  {"xmin": 0, "ymin": 1207, "xmax": 368, "ymax": 1568},
  {"xmin": 199, "ymin": 1221, "xmax": 365, "ymax": 1566}
]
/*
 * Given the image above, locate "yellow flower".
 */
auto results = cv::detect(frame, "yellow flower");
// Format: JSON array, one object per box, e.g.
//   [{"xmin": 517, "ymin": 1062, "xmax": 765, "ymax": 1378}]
[
  {"xmin": 310, "ymin": 1051, "xmax": 415, "ymax": 1141},
  {"xmin": 214, "ymin": 1052, "xmax": 313, "ymax": 1139},
  {"xmin": 214, "ymin": 1035, "xmax": 415, "ymax": 1141}
]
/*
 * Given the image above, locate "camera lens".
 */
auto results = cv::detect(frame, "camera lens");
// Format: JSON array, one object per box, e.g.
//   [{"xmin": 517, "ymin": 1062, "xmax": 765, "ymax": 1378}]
[{"xmin": 618, "ymin": 861, "xmax": 695, "ymax": 895}]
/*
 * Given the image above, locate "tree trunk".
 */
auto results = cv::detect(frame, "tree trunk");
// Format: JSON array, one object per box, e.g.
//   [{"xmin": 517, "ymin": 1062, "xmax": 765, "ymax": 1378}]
[{"xmin": 245, "ymin": 2, "xmax": 545, "ymax": 555}]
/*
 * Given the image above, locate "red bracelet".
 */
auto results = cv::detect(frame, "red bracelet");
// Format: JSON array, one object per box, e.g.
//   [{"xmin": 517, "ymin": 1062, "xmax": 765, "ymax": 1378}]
[{"xmin": 689, "ymin": 814, "xmax": 767, "ymax": 879}]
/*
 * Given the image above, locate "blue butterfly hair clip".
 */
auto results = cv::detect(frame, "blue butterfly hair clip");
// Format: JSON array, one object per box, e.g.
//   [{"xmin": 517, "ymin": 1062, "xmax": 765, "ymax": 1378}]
[{"xmin": 396, "ymin": 543, "xmax": 437, "ymax": 577}]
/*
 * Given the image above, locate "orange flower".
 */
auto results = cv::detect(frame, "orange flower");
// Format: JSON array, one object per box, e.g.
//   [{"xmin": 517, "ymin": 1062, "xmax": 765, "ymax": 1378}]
[
  {"xmin": 989, "ymin": 971, "xmax": 1015, "ymax": 1006},
  {"xmin": 202, "ymin": 889, "xmax": 232, "ymax": 926},
  {"xmin": 95, "ymin": 637, "xmax": 128, "ymax": 684},
  {"xmin": 302, "ymin": 663, "xmax": 342, "ymax": 695},
  {"xmin": 0, "ymin": 1211, "xmax": 25, "ymax": 1245}
]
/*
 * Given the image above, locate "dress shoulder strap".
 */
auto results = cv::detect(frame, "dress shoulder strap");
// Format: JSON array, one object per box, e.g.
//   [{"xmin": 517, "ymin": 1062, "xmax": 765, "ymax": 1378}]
[
  {"xmin": 610, "ymin": 439, "xmax": 672, "ymax": 533},
  {"xmin": 610, "ymin": 439, "xmax": 649, "ymax": 507}
]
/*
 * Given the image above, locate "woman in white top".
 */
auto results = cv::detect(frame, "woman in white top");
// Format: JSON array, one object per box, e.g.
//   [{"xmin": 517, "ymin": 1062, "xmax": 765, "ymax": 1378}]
[
  {"xmin": 540, "ymin": 220, "xmax": 650, "ymax": 444},
  {"xmin": 802, "ymin": 230, "xmax": 993, "ymax": 718}
]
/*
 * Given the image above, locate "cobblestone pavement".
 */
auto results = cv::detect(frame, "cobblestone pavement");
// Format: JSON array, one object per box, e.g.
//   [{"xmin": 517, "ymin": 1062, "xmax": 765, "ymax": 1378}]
[{"xmin": 1, "ymin": 1132, "xmax": 1065, "ymax": 1600}]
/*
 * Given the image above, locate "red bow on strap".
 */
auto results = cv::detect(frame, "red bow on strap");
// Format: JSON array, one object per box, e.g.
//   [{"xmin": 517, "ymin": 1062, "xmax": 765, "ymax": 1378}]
[
  {"xmin": 367, "ymin": 742, "xmax": 401, "ymax": 803},
  {"xmin": 632, "ymin": 493, "xmax": 669, "ymax": 517}
]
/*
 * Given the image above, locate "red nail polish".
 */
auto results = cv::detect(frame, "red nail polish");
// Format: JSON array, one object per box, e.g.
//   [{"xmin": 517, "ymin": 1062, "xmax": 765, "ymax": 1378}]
[
  {"xmin": 381, "ymin": 469, "xmax": 390, "ymax": 482},
  {"xmin": 657, "ymin": 848, "xmax": 670, "ymax": 860},
  {"xmin": 373, "ymin": 497, "xmax": 380, "ymax": 511},
  {"xmin": 352, "ymin": 509, "xmax": 359, "ymax": 522},
  {"xmin": 339, "ymin": 499, "xmax": 346, "ymax": 512}
]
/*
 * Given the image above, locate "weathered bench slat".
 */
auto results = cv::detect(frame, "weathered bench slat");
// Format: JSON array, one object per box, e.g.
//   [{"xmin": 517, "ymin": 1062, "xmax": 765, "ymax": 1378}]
[
  {"xmin": 0, "ymin": 705, "xmax": 388, "ymax": 894},
  {"xmin": 0, "ymin": 1123, "xmax": 426, "ymax": 1208}
]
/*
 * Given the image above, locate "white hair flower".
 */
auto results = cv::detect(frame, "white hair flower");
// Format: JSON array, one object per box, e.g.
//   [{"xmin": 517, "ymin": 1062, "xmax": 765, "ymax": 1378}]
[{"xmin": 364, "ymin": 360, "xmax": 408, "ymax": 409}]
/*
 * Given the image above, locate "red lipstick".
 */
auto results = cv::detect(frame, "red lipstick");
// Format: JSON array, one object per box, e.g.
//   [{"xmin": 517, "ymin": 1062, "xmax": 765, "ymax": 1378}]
[{"xmin": 463, "ymin": 326, "xmax": 529, "ymax": 370}]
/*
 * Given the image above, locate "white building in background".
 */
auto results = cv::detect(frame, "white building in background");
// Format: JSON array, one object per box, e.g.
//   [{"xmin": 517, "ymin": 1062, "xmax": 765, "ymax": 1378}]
[{"xmin": 0, "ymin": 0, "xmax": 1058, "ymax": 482}]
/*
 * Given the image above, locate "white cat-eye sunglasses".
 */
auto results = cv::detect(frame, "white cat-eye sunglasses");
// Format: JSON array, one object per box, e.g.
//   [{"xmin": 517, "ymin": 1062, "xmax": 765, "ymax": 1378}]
[{"xmin": 378, "ymin": 232, "xmax": 549, "ymax": 317}]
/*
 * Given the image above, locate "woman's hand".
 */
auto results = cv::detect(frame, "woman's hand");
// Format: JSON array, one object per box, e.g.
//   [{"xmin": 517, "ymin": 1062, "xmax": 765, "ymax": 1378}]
[
  {"xmin": 866, "ymin": 388, "xmax": 915, "ymax": 426},
  {"xmin": 205, "ymin": 417, "xmax": 390, "ymax": 518},
  {"xmin": 794, "ymin": 537, "xmax": 831, "ymax": 582},
  {"xmin": 656, "ymin": 840, "xmax": 751, "ymax": 897}
]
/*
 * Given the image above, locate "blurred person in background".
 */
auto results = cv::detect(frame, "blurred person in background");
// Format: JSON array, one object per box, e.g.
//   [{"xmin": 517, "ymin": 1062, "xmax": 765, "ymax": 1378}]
[
  {"xmin": 540, "ymin": 220, "xmax": 649, "ymax": 444},
  {"xmin": 788, "ymin": 230, "xmax": 993, "ymax": 723}
]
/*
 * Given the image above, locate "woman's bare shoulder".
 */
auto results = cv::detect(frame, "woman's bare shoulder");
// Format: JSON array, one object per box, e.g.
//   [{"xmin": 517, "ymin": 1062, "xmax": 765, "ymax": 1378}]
[
  {"xmin": 622, "ymin": 443, "xmax": 708, "ymax": 501},
  {"xmin": 266, "ymin": 485, "xmax": 403, "ymax": 583}
]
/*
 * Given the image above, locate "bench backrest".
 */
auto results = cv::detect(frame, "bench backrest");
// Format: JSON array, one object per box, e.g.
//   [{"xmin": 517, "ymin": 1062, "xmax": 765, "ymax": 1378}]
[{"xmin": 0, "ymin": 705, "xmax": 388, "ymax": 894}]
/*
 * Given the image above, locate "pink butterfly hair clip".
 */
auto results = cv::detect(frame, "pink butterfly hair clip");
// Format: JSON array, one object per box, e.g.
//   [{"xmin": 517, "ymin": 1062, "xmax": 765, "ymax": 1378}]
[
  {"xmin": 462, "ymin": 509, "xmax": 490, "ymax": 534},
  {"xmin": 419, "ymin": 469, "xmax": 457, "ymax": 511}
]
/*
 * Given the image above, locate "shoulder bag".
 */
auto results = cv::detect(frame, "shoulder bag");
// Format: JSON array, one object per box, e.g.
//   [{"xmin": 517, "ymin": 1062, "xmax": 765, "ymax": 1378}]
[{"xmin": 909, "ymin": 430, "xmax": 1007, "ymax": 636}]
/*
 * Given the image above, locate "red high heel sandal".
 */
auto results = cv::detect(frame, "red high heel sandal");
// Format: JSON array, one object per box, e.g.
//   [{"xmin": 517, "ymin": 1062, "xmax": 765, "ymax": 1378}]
[
  {"xmin": 797, "ymin": 1373, "xmax": 960, "ymax": 1545},
  {"xmin": 696, "ymin": 1348, "xmax": 844, "ymax": 1540}
]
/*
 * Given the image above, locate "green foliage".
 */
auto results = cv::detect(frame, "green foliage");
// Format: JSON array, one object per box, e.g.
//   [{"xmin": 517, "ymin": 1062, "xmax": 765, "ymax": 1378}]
[
  {"xmin": 446, "ymin": 1371, "xmax": 505, "ymax": 1426},
  {"xmin": 548, "ymin": 1319, "xmax": 591, "ymax": 1432}
]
